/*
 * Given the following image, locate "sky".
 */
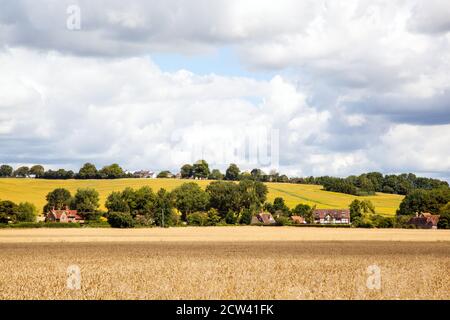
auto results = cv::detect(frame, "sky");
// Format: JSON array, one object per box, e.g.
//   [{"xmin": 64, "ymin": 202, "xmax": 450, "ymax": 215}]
[{"xmin": 0, "ymin": 0, "xmax": 449, "ymax": 180}]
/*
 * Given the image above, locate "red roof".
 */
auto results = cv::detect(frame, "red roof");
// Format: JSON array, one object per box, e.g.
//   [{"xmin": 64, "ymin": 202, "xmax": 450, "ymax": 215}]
[
  {"xmin": 50, "ymin": 209, "xmax": 83, "ymax": 220},
  {"xmin": 313, "ymin": 209, "xmax": 350, "ymax": 220}
]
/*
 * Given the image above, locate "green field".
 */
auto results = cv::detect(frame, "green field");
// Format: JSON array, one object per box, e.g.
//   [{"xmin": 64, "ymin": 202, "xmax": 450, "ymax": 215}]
[{"xmin": 0, "ymin": 178, "xmax": 404, "ymax": 215}]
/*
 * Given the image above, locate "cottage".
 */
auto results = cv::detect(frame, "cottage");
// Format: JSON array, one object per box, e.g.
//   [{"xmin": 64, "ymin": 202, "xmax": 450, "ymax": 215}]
[
  {"xmin": 408, "ymin": 212, "xmax": 440, "ymax": 229},
  {"xmin": 251, "ymin": 212, "xmax": 277, "ymax": 225},
  {"xmin": 46, "ymin": 206, "xmax": 84, "ymax": 224},
  {"xmin": 313, "ymin": 209, "xmax": 350, "ymax": 224},
  {"xmin": 290, "ymin": 215, "xmax": 306, "ymax": 224}
]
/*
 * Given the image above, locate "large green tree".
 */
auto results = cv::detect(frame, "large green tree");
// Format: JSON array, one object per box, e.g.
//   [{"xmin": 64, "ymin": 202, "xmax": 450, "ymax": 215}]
[
  {"xmin": 98, "ymin": 164, "xmax": 125, "ymax": 179},
  {"xmin": 153, "ymin": 188, "xmax": 175, "ymax": 227},
  {"xmin": 193, "ymin": 160, "xmax": 210, "ymax": 179},
  {"xmin": 78, "ymin": 163, "xmax": 98, "ymax": 179},
  {"xmin": 397, "ymin": 188, "xmax": 450, "ymax": 216},
  {"xmin": 225, "ymin": 164, "xmax": 240, "ymax": 181},
  {"xmin": 238, "ymin": 179, "xmax": 268, "ymax": 211},
  {"xmin": 180, "ymin": 164, "xmax": 193, "ymax": 178},
  {"xmin": 14, "ymin": 166, "xmax": 29, "ymax": 178},
  {"xmin": 29, "ymin": 165, "xmax": 45, "ymax": 178},
  {"xmin": 208, "ymin": 169, "xmax": 224, "ymax": 180},
  {"xmin": 16, "ymin": 202, "xmax": 38, "ymax": 222},
  {"xmin": 0, "ymin": 165, "xmax": 13, "ymax": 177},
  {"xmin": 44, "ymin": 188, "xmax": 72, "ymax": 212},
  {"xmin": 0, "ymin": 200, "xmax": 18, "ymax": 223},
  {"xmin": 172, "ymin": 182, "xmax": 209, "ymax": 221},
  {"xmin": 73, "ymin": 188, "xmax": 100, "ymax": 213},
  {"xmin": 206, "ymin": 181, "xmax": 241, "ymax": 217}
]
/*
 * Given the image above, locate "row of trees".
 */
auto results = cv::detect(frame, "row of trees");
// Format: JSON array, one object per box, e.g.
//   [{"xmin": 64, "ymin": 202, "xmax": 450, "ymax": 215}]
[
  {"xmin": 0, "ymin": 163, "xmax": 131, "ymax": 180},
  {"xmin": 104, "ymin": 180, "xmax": 269, "ymax": 227},
  {"xmin": 318, "ymin": 173, "xmax": 448, "ymax": 196},
  {"xmin": 0, "ymin": 200, "xmax": 38, "ymax": 224},
  {"xmin": 396, "ymin": 188, "xmax": 450, "ymax": 229}
]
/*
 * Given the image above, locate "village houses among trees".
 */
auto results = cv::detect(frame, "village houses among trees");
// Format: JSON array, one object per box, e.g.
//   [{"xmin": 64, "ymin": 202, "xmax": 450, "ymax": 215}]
[{"xmin": 0, "ymin": 160, "xmax": 449, "ymax": 229}]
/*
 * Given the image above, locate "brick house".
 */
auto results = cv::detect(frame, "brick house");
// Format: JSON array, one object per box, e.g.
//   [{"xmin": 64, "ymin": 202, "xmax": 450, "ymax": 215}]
[
  {"xmin": 251, "ymin": 212, "xmax": 277, "ymax": 225},
  {"xmin": 408, "ymin": 212, "xmax": 440, "ymax": 229},
  {"xmin": 313, "ymin": 209, "xmax": 351, "ymax": 224},
  {"xmin": 46, "ymin": 206, "xmax": 84, "ymax": 224}
]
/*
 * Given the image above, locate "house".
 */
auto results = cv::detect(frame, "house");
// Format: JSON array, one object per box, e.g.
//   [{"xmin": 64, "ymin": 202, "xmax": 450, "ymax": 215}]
[
  {"xmin": 408, "ymin": 212, "xmax": 440, "ymax": 229},
  {"xmin": 251, "ymin": 212, "xmax": 277, "ymax": 225},
  {"xmin": 46, "ymin": 206, "xmax": 84, "ymax": 224},
  {"xmin": 313, "ymin": 209, "xmax": 350, "ymax": 224},
  {"xmin": 290, "ymin": 215, "xmax": 306, "ymax": 224},
  {"xmin": 133, "ymin": 170, "xmax": 156, "ymax": 179}
]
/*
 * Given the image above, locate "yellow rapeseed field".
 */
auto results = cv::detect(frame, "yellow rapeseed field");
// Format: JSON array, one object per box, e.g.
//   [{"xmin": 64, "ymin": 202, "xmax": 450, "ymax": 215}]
[
  {"xmin": 0, "ymin": 228, "xmax": 449, "ymax": 300},
  {"xmin": 0, "ymin": 178, "xmax": 404, "ymax": 215}
]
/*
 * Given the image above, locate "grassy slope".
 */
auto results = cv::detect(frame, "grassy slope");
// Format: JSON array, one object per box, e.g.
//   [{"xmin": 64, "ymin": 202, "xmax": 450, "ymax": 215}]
[{"xmin": 0, "ymin": 178, "xmax": 404, "ymax": 215}]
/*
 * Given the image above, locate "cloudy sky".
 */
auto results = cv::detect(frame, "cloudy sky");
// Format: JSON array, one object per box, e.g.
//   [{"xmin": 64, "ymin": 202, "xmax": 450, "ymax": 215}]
[{"xmin": 1, "ymin": 0, "xmax": 449, "ymax": 179}]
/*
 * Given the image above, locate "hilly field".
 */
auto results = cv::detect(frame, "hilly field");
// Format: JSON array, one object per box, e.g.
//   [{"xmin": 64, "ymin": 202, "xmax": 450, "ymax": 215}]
[{"xmin": 0, "ymin": 178, "xmax": 404, "ymax": 215}]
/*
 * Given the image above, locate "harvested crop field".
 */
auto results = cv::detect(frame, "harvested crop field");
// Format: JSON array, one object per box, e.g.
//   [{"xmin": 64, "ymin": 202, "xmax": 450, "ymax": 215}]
[{"xmin": 0, "ymin": 228, "xmax": 449, "ymax": 300}]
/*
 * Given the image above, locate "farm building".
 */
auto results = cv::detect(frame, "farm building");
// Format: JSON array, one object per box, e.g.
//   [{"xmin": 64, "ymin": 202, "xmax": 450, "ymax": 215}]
[
  {"xmin": 313, "ymin": 209, "xmax": 350, "ymax": 224},
  {"xmin": 133, "ymin": 170, "xmax": 156, "ymax": 179},
  {"xmin": 45, "ymin": 206, "xmax": 84, "ymax": 224},
  {"xmin": 408, "ymin": 212, "xmax": 440, "ymax": 229},
  {"xmin": 251, "ymin": 212, "xmax": 277, "ymax": 225}
]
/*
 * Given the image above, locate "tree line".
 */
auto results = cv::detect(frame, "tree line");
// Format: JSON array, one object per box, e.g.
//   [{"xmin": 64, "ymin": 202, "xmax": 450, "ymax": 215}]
[
  {"xmin": 1, "ymin": 161, "xmax": 448, "ymax": 198},
  {"xmin": 1, "ymin": 178, "xmax": 449, "ymax": 228}
]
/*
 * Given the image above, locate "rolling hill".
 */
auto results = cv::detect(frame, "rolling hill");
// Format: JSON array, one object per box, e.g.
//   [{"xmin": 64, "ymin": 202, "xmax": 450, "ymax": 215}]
[{"xmin": 0, "ymin": 178, "xmax": 404, "ymax": 215}]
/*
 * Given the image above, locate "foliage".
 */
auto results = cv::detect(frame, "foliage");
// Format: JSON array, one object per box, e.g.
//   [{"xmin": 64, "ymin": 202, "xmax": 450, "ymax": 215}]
[
  {"xmin": 272, "ymin": 197, "xmax": 291, "ymax": 216},
  {"xmin": 107, "ymin": 212, "xmax": 135, "ymax": 228},
  {"xmin": 187, "ymin": 212, "xmax": 208, "ymax": 226},
  {"xmin": 157, "ymin": 170, "xmax": 172, "ymax": 178},
  {"xmin": 206, "ymin": 181, "xmax": 241, "ymax": 217},
  {"xmin": 238, "ymin": 179, "xmax": 268, "ymax": 211},
  {"xmin": 16, "ymin": 202, "xmax": 38, "ymax": 222},
  {"xmin": 13, "ymin": 166, "xmax": 30, "ymax": 178},
  {"xmin": 153, "ymin": 188, "xmax": 175, "ymax": 227},
  {"xmin": 98, "ymin": 164, "xmax": 125, "ymax": 179},
  {"xmin": 438, "ymin": 203, "xmax": 450, "ymax": 229},
  {"xmin": 0, "ymin": 165, "xmax": 13, "ymax": 177},
  {"xmin": 77, "ymin": 163, "xmax": 98, "ymax": 179},
  {"xmin": 206, "ymin": 208, "xmax": 222, "ymax": 226},
  {"xmin": 44, "ymin": 188, "xmax": 72, "ymax": 212},
  {"xmin": 193, "ymin": 160, "xmax": 210, "ymax": 179},
  {"xmin": 239, "ymin": 208, "xmax": 253, "ymax": 225},
  {"xmin": 180, "ymin": 164, "xmax": 193, "ymax": 178},
  {"xmin": 225, "ymin": 210, "xmax": 238, "ymax": 225},
  {"xmin": 73, "ymin": 188, "xmax": 100, "ymax": 213},
  {"xmin": 29, "ymin": 165, "xmax": 45, "ymax": 178},
  {"xmin": 397, "ymin": 188, "xmax": 450, "ymax": 216},
  {"xmin": 208, "ymin": 169, "xmax": 224, "ymax": 180},
  {"xmin": 172, "ymin": 182, "xmax": 209, "ymax": 221},
  {"xmin": 225, "ymin": 163, "xmax": 240, "ymax": 181},
  {"xmin": 0, "ymin": 200, "xmax": 18, "ymax": 223},
  {"xmin": 275, "ymin": 216, "xmax": 292, "ymax": 226},
  {"xmin": 349, "ymin": 199, "xmax": 375, "ymax": 221}
]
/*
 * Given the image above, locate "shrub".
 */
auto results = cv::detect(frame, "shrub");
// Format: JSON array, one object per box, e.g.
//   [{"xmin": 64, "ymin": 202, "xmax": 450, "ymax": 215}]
[
  {"xmin": 239, "ymin": 209, "xmax": 253, "ymax": 225},
  {"xmin": 225, "ymin": 210, "xmax": 238, "ymax": 225},
  {"xmin": 275, "ymin": 216, "xmax": 291, "ymax": 226},
  {"xmin": 107, "ymin": 212, "xmax": 135, "ymax": 228},
  {"xmin": 206, "ymin": 208, "xmax": 221, "ymax": 226},
  {"xmin": 187, "ymin": 212, "xmax": 208, "ymax": 226}
]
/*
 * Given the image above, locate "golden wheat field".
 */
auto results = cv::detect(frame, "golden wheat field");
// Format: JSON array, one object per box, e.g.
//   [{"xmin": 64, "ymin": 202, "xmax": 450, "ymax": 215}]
[
  {"xmin": 0, "ymin": 227, "xmax": 449, "ymax": 300},
  {"xmin": 0, "ymin": 178, "xmax": 404, "ymax": 215}
]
